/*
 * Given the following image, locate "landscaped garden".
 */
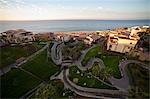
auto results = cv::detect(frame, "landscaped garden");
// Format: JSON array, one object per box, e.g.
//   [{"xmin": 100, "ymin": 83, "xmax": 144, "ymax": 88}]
[
  {"xmin": 1, "ymin": 68, "xmax": 41, "ymax": 98},
  {"xmin": 69, "ymin": 66, "xmax": 117, "ymax": 89},
  {"xmin": 61, "ymin": 41, "xmax": 86, "ymax": 60},
  {"xmin": 0, "ymin": 42, "xmax": 44, "ymax": 68},
  {"xmin": 22, "ymin": 49, "xmax": 59, "ymax": 80},
  {"xmin": 98, "ymin": 54, "xmax": 122, "ymax": 79},
  {"xmin": 32, "ymin": 80, "xmax": 65, "ymax": 98},
  {"xmin": 127, "ymin": 63, "xmax": 149, "ymax": 98},
  {"xmin": 81, "ymin": 44, "xmax": 101, "ymax": 65},
  {"xmin": 81, "ymin": 43, "xmax": 122, "ymax": 79},
  {"xmin": 1, "ymin": 43, "xmax": 60, "ymax": 98}
]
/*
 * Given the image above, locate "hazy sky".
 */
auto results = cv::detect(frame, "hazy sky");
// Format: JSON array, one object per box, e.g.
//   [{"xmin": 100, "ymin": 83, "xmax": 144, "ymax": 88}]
[{"xmin": 0, "ymin": 0, "xmax": 149, "ymax": 20}]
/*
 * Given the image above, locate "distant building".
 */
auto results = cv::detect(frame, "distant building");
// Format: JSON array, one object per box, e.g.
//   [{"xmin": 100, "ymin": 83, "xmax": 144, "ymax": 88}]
[
  {"xmin": 95, "ymin": 30, "xmax": 109, "ymax": 36},
  {"xmin": 130, "ymin": 26, "xmax": 142, "ymax": 36},
  {"xmin": 14, "ymin": 31, "xmax": 35, "ymax": 43},
  {"xmin": 142, "ymin": 25, "xmax": 150, "ymax": 29},
  {"xmin": 35, "ymin": 32, "xmax": 54, "ymax": 41},
  {"xmin": 84, "ymin": 36, "xmax": 93, "ymax": 45},
  {"xmin": 138, "ymin": 51, "xmax": 150, "ymax": 61},
  {"xmin": 107, "ymin": 32, "xmax": 139, "ymax": 53},
  {"xmin": 61, "ymin": 35, "xmax": 71, "ymax": 42},
  {"xmin": 1, "ymin": 29, "xmax": 35, "ymax": 44}
]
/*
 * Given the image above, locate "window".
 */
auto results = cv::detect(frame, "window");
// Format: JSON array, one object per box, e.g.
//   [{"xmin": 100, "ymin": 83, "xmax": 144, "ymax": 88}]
[
  {"xmin": 130, "ymin": 42, "xmax": 132, "ymax": 44},
  {"xmin": 109, "ymin": 45, "xmax": 112, "ymax": 48},
  {"xmin": 109, "ymin": 45, "xmax": 112, "ymax": 50}
]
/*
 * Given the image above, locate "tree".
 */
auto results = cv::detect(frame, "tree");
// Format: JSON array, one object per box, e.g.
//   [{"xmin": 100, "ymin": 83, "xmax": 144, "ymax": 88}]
[
  {"xmin": 34, "ymin": 83, "xmax": 57, "ymax": 98},
  {"xmin": 99, "ymin": 68, "xmax": 112, "ymax": 81},
  {"xmin": 91, "ymin": 63, "xmax": 100, "ymax": 76}
]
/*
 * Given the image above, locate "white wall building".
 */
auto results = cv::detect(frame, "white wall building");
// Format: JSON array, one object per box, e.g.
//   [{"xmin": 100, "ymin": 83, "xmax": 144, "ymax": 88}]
[
  {"xmin": 107, "ymin": 34, "xmax": 138, "ymax": 53},
  {"xmin": 130, "ymin": 26, "xmax": 142, "ymax": 36},
  {"xmin": 84, "ymin": 36, "xmax": 93, "ymax": 45}
]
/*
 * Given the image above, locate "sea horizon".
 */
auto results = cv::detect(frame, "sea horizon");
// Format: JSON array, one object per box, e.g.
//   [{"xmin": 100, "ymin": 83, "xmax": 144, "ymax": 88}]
[
  {"xmin": 0, "ymin": 19, "xmax": 149, "ymax": 33},
  {"xmin": 0, "ymin": 19, "xmax": 149, "ymax": 21}
]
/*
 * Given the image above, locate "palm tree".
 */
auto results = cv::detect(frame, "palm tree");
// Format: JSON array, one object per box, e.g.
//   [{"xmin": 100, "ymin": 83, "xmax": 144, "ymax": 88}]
[
  {"xmin": 99, "ymin": 68, "xmax": 112, "ymax": 81},
  {"xmin": 91, "ymin": 63, "xmax": 100, "ymax": 76}
]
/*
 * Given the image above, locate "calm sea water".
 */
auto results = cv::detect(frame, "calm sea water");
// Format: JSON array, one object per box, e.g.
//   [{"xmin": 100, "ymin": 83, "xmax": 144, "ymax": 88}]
[{"xmin": 0, "ymin": 20, "xmax": 149, "ymax": 33}]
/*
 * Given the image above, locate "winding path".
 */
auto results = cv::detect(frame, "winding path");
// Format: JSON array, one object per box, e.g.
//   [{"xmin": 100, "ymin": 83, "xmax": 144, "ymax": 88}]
[
  {"xmin": 50, "ymin": 40, "xmax": 150, "ymax": 98},
  {"xmin": 51, "ymin": 42, "xmax": 63, "ymax": 65},
  {"xmin": 109, "ymin": 60, "xmax": 150, "ymax": 90}
]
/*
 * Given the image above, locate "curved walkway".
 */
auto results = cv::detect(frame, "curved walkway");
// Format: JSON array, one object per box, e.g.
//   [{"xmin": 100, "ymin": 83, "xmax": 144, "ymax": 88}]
[
  {"xmin": 74, "ymin": 44, "xmax": 150, "ymax": 91},
  {"xmin": 50, "ymin": 41, "xmax": 149, "ymax": 98},
  {"xmin": 109, "ymin": 60, "xmax": 150, "ymax": 90},
  {"xmin": 51, "ymin": 42, "xmax": 62, "ymax": 65}
]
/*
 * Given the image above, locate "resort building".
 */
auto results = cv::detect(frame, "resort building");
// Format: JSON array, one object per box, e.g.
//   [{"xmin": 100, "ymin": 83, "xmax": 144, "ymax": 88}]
[
  {"xmin": 14, "ymin": 31, "xmax": 35, "ymax": 43},
  {"xmin": 130, "ymin": 26, "xmax": 142, "ymax": 36},
  {"xmin": 107, "ymin": 32, "xmax": 139, "ymax": 53},
  {"xmin": 1, "ymin": 29, "xmax": 35, "ymax": 44},
  {"xmin": 84, "ymin": 36, "xmax": 93, "ymax": 45}
]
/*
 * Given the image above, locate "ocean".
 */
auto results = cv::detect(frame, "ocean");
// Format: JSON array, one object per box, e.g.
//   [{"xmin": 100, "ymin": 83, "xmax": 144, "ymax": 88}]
[{"xmin": 0, "ymin": 20, "xmax": 149, "ymax": 33}]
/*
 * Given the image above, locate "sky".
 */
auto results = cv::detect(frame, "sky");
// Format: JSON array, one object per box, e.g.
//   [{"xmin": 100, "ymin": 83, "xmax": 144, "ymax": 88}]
[{"xmin": 0, "ymin": 0, "xmax": 149, "ymax": 20}]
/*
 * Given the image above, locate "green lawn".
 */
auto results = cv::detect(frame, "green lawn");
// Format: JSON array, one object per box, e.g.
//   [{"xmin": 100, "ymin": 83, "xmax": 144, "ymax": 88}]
[
  {"xmin": 82, "ymin": 44, "xmax": 101, "ymax": 65},
  {"xmin": 81, "ymin": 43, "xmax": 122, "ymax": 79},
  {"xmin": 1, "ymin": 68, "xmax": 41, "ymax": 98},
  {"xmin": 99, "ymin": 54, "xmax": 122, "ymax": 79},
  {"xmin": 1, "ymin": 43, "xmax": 59, "ymax": 98},
  {"xmin": 69, "ymin": 66, "xmax": 116, "ymax": 89},
  {"xmin": 0, "ymin": 42, "xmax": 44, "ymax": 68},
  {"xmin": 22, "ymin": 49, "xmax": 59, "ymax": 80}
]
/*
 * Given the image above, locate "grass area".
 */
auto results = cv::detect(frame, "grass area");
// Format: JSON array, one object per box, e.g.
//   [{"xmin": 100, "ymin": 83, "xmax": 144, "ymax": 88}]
[
  {"xmin": 32, "ymin": 80, "xmax": 65, "ymax": 98},
  {"xmin": 127, "ymin": 63, "xmax": 149, "ymax": 98},
  {"xmin": 0, "ymin": 42, "xmax": 44, "ymax": 68},
  {"xmin": 81, "ymin": 44, "xmax": 101, "ymax": 65},
  {"xmin": 98, "ymin": 54, "xmax": 122, "ymax": 79},
  {"xmin": 22, "ymin": 49, "xmax": 59, "ymax": 80},
  {"xmin": 81, "ymin": 43, "xmax": 122, "ymax": 79},
  {"xmin": 1, "ymin": 68, "xmax": 41, "ymax": 98},
  {"xmin": 1, "ymin": 42, "xmax": 59, "ymax": 98},
  {"xmin": 69, "ymin": 66, "xmax": 116, "ymax": 89}
]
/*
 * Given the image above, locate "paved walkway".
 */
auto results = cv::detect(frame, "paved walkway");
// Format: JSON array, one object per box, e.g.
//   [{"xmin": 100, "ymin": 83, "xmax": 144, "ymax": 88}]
[
  {"xmin": 52, "ymin": 69, "xmax": 128, "ymax": 99},
  {"xmin": 50, "ymin": 41, "xmax": 150, "ymax": 98},
  {"xmin": 109, "ymin": 60, "xmax": 150, "ymax": 90},
  {"xmin": 51, "ymin": 42, "xmax": 63, "ymax": 65},
  {"xmin": 50, "ymin": 42, "xmax": 128, "ymax": 98}
]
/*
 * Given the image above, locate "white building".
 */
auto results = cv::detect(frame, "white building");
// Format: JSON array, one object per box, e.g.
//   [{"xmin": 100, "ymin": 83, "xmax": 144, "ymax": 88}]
[
  {"xmin": 84, "ymin": 36, "xmax": 93, "ymax": 45},
  {"xmin": 107, "ymin": 33, "xmax": 138, "ymax": 53},
  {"xmin": 1, "ymin": 29, "xmax": 35, "ymax": 44},
  {"xmin": 61, "ymin": 35, "xmax": 71, "ymax": 42},
  {"xmin": 14, "ymin": 32, "xmax": 35, "ymax": 43},
  {"xmin": 130, "ymin": 26, "xmax": 142, "ymax": 36}
]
